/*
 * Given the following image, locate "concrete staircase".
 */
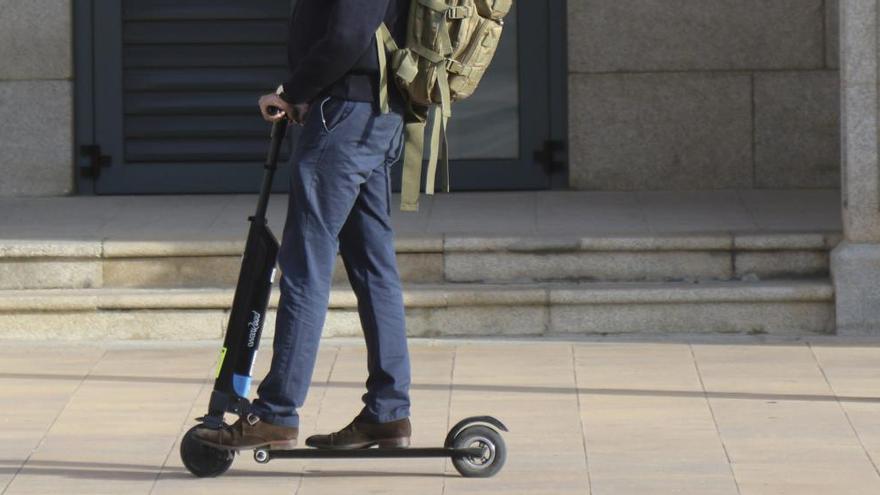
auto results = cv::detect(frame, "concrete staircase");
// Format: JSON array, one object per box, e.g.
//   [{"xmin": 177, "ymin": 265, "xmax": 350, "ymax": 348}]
[{"xmin": 0, "ymin": 231, "xmax": 838, "ymax": 339}]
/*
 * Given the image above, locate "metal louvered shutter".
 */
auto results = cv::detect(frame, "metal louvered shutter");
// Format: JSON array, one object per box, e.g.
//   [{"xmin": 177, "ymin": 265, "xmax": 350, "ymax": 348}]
[
  {"xmin": 81, "ymin": 0, "xmax": 294, "ymax": 193},
  {"xmin": 77, "ymin": 0, "xmax": 563, "ymax": 195}
]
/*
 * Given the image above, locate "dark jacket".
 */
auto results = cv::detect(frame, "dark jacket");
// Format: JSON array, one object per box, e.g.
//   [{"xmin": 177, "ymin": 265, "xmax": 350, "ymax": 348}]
[{"xmin": 281, "ymin": 0, "xmax": 409, "ymax": 106}]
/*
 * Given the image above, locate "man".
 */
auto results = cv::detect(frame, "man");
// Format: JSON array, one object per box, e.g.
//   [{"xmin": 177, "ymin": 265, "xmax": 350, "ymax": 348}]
[{"xmin": 196, "ymin": 0, "xmax": 412, "ymax": 451}]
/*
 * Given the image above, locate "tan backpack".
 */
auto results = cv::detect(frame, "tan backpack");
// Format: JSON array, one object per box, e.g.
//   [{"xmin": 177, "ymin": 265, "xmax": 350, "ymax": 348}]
[{"xmin": 376, "ymin": 0, "xmax": 513, "ymax": 211}]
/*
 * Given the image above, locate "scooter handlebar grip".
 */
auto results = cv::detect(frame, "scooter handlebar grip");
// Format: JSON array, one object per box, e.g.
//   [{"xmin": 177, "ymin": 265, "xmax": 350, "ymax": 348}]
[{"xmin": 270, "ymin": 118, "xmax": 288, "ymax": 140}]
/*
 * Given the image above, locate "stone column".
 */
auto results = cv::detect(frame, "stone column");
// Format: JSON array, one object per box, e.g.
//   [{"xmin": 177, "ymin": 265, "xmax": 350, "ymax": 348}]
[
  {"xmin": 0, "ymin": 0, "xmax": 74, "ymax": 197},
  {"xmin": 832, "ymin": 0, "xmax": 880, "ymax": 335}
]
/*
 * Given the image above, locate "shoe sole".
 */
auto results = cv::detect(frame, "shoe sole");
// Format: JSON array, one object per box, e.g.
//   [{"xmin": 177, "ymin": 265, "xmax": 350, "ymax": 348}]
[{"xmin": 306, "ymin": 437, "xmax": 411, "ymax": 450}]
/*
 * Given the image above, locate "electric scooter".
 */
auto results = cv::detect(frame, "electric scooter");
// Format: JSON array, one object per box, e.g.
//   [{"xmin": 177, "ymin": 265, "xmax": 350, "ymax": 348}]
[{"xmin": 179, "ymin": 116, "xmax": 508, "ymax": 479}]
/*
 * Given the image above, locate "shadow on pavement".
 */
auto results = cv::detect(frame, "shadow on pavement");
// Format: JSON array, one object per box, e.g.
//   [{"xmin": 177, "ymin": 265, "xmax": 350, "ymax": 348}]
[
  {"xmin": 0, "ymin": 459, "xmax": 451, "ymax": 481},
  {"xmin": 2, "ymin": 372, "xmax": 878, "ymax": 404}
]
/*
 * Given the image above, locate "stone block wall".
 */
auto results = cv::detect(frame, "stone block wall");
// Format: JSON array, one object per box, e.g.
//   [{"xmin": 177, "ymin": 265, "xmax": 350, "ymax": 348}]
[
  {"xmin": 0, "ymin": 0, "xmax": 73, "ymax": 197},
  {"xmin": 568, "ymin": 0, "xmax": 841, "ymax": 191},
  {"xmin": 0, "ymin": 1, "xmax": 843, "ymax": 196}
]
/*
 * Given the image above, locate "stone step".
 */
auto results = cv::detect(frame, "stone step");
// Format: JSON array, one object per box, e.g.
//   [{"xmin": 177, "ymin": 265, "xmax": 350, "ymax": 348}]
[
  {"xmin": 0, "ymin": 232, "xmax": 840, "ymax": 290},
  {"xmin": 0, "ymin": 280, "xmax": 834, "ymax": 339}
]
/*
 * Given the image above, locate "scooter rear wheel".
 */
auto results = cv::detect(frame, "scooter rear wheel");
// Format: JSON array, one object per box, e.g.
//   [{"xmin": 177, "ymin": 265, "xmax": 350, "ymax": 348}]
[
  {"xmin": 451, "ymin": 425, "xmax": 506, "ymax": 478},
  {"xmin": 180, "ymin": 425, "xmax": 235, "ymax": 478}
]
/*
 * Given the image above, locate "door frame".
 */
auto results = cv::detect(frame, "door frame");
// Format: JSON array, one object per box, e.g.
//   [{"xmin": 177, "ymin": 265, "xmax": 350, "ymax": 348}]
[
  {"xmin": 73, "ymin": 0, "xmax": 568, "ymax": 194},
  {"xmin": 74, "ymin": 0, "xmax": 96, "ymax": 194}
]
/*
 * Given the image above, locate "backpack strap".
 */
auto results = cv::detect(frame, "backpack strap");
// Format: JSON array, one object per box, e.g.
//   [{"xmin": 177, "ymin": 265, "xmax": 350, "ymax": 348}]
[
  {"xmin": 438, "ymin": 113, "xmax": 450, "ymax": 192},
  {"xmin": 376, "ymin": 23, "xmax": 397, "ymax": 114},
  {"xmin": 375, "ymin": 10, "xmax": 454, "ymax": 211},
  {"xmin": 407, "ymin": 2, "xmax": 454, "ymax": 201},
  {"xmin": 411, "ymin": 1, "xmax": 454, "ymax": 119},
  {"xmin": 376, "ymin": 33, "xmax": 391, "ymax": 114},
  {"xmin": 401, "ymin": 107, "xmax": 449, "ymax": 212},
  {"xmin": 425, "ymin": 109, "xmax": 450, "ymax": 195},
  {"xmin": 376, "ymin": 23, "xmax": 419, "ymax": 114},
  {"xmin": 377, "ymin": 22, "xmax": 426, "ymax": 211},
  {"xmin": 400, "ymin": 116, "xmax": 427, "ymax": 212}
]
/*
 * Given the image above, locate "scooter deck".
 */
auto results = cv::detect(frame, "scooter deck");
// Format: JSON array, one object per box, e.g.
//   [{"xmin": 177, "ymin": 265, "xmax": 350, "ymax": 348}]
[{"xmin": 264, "ymin": 447, "xmax": 485, "ymax": 460}]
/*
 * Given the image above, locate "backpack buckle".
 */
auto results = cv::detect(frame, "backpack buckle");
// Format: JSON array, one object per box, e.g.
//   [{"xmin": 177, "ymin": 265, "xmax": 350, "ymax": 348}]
[
  {"xmin": 446, "ymin": 6, "xmax": 472, "ymax": 19},
  {"xmin": 446, "ymin": 59, "xmax": 471, "ymax": 77}
]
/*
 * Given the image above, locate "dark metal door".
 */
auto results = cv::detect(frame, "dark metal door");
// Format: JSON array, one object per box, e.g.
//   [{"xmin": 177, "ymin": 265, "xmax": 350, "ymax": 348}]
[
  {"xmin": 75, "ymin": 0, "xmax": 565, "ymax": 194},
  {"xmin": 422, "ymin": 1, "xmax": 568, "ymax": 191}
]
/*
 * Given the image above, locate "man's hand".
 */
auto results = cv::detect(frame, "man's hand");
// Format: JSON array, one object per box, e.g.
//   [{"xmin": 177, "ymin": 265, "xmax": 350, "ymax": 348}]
[
  {"xmin": 289, "ymin": 102, "xmax": 310, "ymax": 125},
  {"xmin": 258, "ymin": 94, "xmax": 309, "ymax": 124}
]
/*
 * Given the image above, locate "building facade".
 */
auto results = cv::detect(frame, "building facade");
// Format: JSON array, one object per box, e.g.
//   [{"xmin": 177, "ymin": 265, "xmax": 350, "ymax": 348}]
[
  {"xmin": 3, "ymin": 0, "xmax": 880, "ymax": 334},
  {"xmin": 0, "ymin": 1, "xmax": 841, "ymax": 196},
  {"xmin": 568, "ymin": 1, "xmax": 840, "ymax": 191}
]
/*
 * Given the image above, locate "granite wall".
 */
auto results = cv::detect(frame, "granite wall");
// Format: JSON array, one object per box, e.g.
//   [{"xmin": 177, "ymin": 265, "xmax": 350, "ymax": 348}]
[
  {"xmin": 0, "ymin": 0, "xmax": 73, "ymax": 197},
  {"xmin": 568, "ymin": 0, "xmax": 841, "ymax": 191}
]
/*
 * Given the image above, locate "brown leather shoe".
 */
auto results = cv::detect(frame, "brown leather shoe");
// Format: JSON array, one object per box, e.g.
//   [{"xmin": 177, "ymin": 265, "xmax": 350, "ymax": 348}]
[
  {"xmin": 194, "ymin": 413, "xmax": 298, "ymax": 451},
  {"xmin": 306, "ymin": 416, "xmax": 411, "ymax": 449}
]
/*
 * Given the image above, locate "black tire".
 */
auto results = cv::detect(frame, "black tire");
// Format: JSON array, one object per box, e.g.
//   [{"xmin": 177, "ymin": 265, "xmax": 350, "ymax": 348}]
[
  {"xmin": 451, "ymin": 425, "xmax": 507, "ymax": 478},
  {"xmin": 180, "ymin": 425, "xmax": 235, "ymax": 478}
]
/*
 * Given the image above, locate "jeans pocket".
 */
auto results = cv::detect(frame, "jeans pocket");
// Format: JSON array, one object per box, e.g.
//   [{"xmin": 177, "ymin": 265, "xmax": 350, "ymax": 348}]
[{"xmin": 319, "ymin": 96, "xmax": 353, "ymax": 133}]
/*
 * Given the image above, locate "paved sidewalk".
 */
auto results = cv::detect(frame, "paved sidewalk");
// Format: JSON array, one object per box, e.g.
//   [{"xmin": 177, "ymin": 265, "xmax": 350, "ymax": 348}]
[{"xmin": 0, "ymin": 337, "xmax": 878, "ymax": 494}]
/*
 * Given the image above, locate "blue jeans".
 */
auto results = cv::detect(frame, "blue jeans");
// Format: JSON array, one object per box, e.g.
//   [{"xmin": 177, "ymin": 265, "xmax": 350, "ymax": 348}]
[{"xmin": 251, "ymin": 97, "xmax": 411, "ymax": 428}]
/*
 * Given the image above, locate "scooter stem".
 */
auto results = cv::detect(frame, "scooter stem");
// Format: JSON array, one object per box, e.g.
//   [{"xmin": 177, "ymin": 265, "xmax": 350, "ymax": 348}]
[{"xmin": 254, "ymin": 119, "xmax": 288, "ymax": 221}]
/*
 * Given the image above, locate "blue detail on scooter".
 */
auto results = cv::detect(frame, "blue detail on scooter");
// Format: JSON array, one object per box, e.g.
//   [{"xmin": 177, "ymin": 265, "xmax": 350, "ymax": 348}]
[{"xmin": 232, "ymin": 373, "xmax": 252, "ymax": 398}]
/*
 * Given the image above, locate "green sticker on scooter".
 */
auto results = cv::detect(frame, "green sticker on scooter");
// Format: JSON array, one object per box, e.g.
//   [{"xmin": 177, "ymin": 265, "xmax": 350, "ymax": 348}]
[{"xmin": 215, "ymin": 347, "xmax": 227, "ymax": 378}]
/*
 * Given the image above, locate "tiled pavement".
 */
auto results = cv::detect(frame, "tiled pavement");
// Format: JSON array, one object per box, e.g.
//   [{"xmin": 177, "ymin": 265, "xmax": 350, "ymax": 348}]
[{"xmin": 0, "ymin": 336, "xmax": 878, "ymax": 495}]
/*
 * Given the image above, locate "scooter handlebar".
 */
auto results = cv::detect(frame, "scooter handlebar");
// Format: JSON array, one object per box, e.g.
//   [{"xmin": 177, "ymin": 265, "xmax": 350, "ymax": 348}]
[{"xmin": 270, "ymin": 118, "xmax": 287, "ymax": 141}]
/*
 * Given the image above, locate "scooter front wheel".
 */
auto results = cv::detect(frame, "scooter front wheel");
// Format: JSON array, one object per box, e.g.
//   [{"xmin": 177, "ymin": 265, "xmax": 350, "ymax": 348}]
[
  {"xmin": 451, "ymin": 425, "xmax": 507, "ymax": 478},
  {"xmin": 180, "ymin": 425, "xmax": 235, "ymax": 478}
]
